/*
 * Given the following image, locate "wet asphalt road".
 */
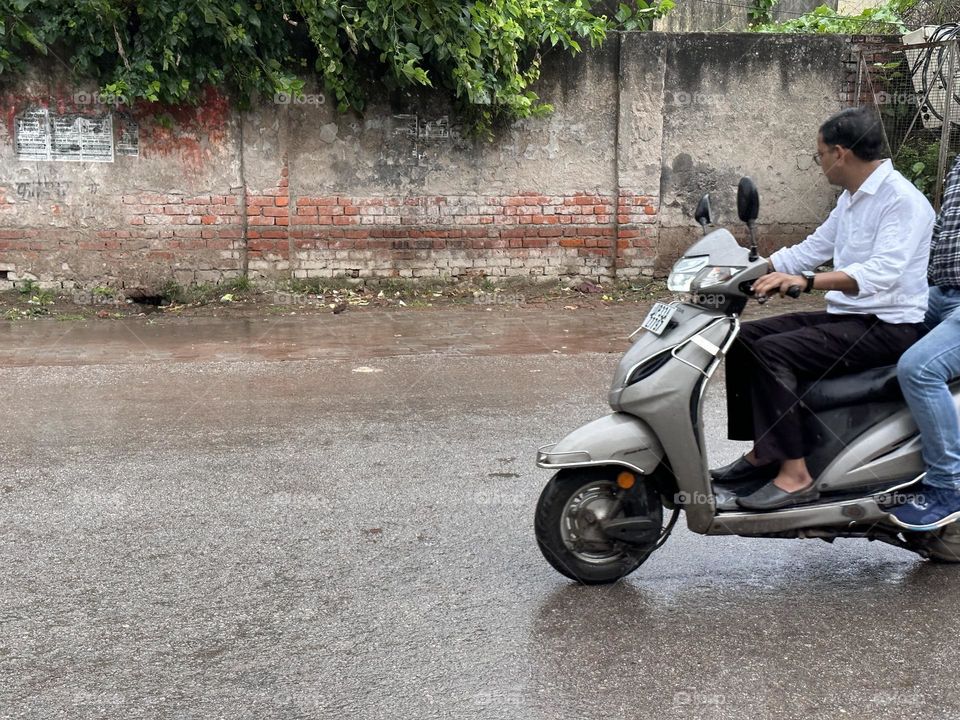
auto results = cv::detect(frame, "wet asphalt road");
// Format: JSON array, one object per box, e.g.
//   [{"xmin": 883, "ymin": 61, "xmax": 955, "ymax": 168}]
[{"xmin": 3, "ymin": 309, "xmax": 960, "ymax": 719}]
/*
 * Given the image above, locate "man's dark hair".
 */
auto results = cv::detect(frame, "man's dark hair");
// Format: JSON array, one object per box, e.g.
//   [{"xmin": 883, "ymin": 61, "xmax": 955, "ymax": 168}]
[{"xmin": 819, "ymin": 107, "xmax": 886, "ymax": 161}]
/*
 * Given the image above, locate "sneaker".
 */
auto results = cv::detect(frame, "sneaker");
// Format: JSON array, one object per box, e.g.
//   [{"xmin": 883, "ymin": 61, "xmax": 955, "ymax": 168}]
[{"xmin": 890, "ymin": 486, "xmax": 960, "ymax": 530}]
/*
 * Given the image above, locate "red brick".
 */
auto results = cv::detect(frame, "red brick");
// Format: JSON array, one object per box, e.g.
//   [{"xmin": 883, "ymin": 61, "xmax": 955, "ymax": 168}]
[
  {"xmin": 263, "ymin": 207, "xmax": 288, "ymax": 217},
  {"xmin": 249, "ymin": 197, "xmax": 276, "ymax": 207},
  {"xmin": 249, "ymin": 216, "xmax": 275, "ymax": 226},
  {"xmin": 201, "ymin": 215, "xmax": 217, "ymax": 225},
  {"xmin": 275, "ymin": 197, "xmax": 289, "ymax": 207},
  {"xmin": 504, "ymin": 196, "xmax": 535, "ymax": 207}
]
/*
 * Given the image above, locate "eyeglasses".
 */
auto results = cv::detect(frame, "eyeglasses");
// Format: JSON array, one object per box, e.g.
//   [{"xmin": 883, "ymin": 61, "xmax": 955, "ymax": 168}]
[{"xmin": 813, "ymin": 145, "xmax": 841, "ymax": 166}]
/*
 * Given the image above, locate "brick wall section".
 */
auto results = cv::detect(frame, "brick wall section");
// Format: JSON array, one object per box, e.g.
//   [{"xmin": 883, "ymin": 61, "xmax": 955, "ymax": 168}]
[
  {"xmin": 239, "ymin": 190, "xmax": 658, "ymax": 281},
  {"xmin": 839, "ymin": 35, "xmax": 901, "ymax": 106},
  {"xmin": 0, "ymin": 191, "xmax": 246, "ymax": 289}
]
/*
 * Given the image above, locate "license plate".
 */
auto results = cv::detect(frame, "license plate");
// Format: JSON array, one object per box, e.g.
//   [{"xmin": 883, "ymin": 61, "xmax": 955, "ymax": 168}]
[{"xmin": 640, "ymin": 302, "xmax": 676, "ymax": 336}]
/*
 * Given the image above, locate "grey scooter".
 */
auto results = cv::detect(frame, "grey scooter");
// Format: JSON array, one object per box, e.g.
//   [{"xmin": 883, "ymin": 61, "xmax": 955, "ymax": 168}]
[{"xmin": 534, "ymin": 178, "xmax": 960, "ymax": 585}]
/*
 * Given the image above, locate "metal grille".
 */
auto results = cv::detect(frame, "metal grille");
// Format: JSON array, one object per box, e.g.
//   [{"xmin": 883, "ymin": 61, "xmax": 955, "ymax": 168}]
[{"xmin": 856, "ymin": 26, "xmax": 960, "ymax": 210}]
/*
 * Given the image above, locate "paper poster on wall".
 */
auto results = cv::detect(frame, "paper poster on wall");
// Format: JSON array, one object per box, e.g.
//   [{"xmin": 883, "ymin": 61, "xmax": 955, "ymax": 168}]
[{"xmin": 15, "ymin": 109, "xmax": 116, "ymax": 162}]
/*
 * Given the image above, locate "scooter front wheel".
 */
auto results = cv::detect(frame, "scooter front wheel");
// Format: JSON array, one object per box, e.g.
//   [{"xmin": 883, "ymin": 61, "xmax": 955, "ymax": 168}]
[{"xmin": 534, "ymin": 467, "xmax": 664, "ymax": 584}]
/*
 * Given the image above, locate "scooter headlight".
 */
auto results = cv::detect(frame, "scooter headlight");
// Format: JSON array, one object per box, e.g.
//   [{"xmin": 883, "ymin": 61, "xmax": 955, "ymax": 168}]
[{"xmin": 667, "ymin": 256, "xmax": 709, "ymax": 292}]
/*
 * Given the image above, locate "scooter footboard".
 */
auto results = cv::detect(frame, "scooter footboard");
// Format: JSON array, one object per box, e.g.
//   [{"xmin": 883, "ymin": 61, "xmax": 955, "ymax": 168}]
[{"xmin": 536, "ymin": 413, "xmax": 664, "ymax": 475}]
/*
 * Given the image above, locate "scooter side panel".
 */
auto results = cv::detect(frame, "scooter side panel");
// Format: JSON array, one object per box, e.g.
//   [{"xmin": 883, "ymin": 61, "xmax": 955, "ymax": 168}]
[
  {"xmin": 620, "ymin": 318, "xmax": 736, "ymax": 533},
  {"xmin": 537, "ymin": 413, "xmax": 664, "ymax": 475},
  {"xmin": 810, "ymin": 404, "xmax": 923, "ymax": 490},
  {"xmin": 816, "ymin": 385, "xmax": 960, "ymax": 491}
]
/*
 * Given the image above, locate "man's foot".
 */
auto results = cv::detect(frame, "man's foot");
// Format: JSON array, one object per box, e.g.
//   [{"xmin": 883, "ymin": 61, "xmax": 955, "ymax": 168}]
[
  {"xmin": 889, "ymin": 486, "xmax": 960, "ymax": 530},
  {"xmin": 736, "ymin": 480, "xmax": 819, "ymax": 511},
  {"xmin": 709, "ymin": 455, "xmax": 779, "ymax": 485}
]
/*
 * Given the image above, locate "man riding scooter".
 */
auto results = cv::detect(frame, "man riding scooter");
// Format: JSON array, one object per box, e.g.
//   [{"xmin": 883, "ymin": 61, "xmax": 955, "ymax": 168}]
[{"xmin": 711, "ymin": 107, "xmax": 936, "ymax": 510}]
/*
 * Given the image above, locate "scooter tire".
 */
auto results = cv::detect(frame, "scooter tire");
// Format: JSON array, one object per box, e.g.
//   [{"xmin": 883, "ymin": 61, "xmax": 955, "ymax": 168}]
[
  {"xmin": 534, "ymin": 467, "xmax": 664, "ymax": 585},
  {"xmin": 909, "ymin": 521, "xmax": 960, "ymax": 563}
]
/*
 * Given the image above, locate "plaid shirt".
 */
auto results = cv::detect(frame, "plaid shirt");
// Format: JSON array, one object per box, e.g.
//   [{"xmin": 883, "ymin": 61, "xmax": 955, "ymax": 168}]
[{"xmin": 929, "ymin": 154, "xmax": 960, "ymax": 288}]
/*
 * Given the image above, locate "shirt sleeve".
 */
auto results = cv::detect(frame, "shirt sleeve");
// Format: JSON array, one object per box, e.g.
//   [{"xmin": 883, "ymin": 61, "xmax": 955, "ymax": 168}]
[
  {"xmin": 770, "ymin": 202, "xmax": 841, "ymax": 275},
  {"xmin": 840, "ymin": 194, "xmax": 931, "ymax": 299}
]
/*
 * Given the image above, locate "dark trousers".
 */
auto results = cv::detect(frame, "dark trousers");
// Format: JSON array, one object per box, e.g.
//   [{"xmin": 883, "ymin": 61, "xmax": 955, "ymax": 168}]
[{"xmin": 725, "ymin": 311, "xmax": 924, "ymax": 462}]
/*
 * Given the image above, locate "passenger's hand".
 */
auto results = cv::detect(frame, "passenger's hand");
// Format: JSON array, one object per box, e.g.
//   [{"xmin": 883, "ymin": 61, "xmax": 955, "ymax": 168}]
[{"xmin": 752, "ymin": 272, "xmax": 805, "ymax": 300}]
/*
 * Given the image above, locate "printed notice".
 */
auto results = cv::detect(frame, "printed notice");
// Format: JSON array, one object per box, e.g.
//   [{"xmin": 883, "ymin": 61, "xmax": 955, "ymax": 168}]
[{"xmin": 15, "ymin": 109, "xmax": 115, "ymax": 162}]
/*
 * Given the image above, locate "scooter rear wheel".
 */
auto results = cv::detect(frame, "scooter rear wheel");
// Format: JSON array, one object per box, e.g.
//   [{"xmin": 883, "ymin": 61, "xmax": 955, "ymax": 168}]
[
  {"xmin": 534, "ymin": 467, "xmax": 664, "ymax": 584},
  {"xmin": 906, "ymin": 521, "xmax": 960, "ymax": 563}
]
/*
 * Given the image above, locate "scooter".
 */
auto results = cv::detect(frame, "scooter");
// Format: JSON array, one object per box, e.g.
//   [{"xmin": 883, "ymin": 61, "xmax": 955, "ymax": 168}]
[{"xmin": 534, "ymin": 177, "xmax": 960, "ymax": 584}]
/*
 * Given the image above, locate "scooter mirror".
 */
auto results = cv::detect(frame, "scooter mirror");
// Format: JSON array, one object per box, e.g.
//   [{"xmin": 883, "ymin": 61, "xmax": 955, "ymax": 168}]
[
  {"xmin": 694, "ymin": 194, "xmax": 712, "ymax": 233},
  {"xmin": 737, "ymin": 177, "xmax": 760, "ymax": 223}
]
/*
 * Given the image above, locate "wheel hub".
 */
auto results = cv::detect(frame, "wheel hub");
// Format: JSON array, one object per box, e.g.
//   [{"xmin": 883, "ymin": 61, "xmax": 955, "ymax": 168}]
[{"xmin": 560, "ymin": 482, "xmax": 625, "ymax": 563}]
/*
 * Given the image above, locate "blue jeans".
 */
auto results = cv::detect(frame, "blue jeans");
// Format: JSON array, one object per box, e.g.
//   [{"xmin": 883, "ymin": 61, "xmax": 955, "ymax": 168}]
[{"xmin": 897, "ymin": 286, "xmax": 960, "ymax": 490}]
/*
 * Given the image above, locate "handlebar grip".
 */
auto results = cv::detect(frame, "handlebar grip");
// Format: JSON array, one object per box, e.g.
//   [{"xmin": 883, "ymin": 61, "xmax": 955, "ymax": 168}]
[{"xmin": 786, "ymin": 285, "xmax": 802, "ymax": 299}]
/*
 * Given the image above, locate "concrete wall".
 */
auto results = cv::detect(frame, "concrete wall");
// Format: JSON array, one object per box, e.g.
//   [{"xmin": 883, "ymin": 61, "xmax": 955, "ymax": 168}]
[
  {"xmin": 0, "ymin": 32, "xmax": 865, "ymax": 290},
  {"xmin": 653, "ymin": 0, "xmax": 838, "ymax": 32}
]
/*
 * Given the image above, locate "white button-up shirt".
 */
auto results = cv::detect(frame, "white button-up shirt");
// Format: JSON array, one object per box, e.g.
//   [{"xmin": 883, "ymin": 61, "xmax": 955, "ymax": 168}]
[{"xmin": 771, "ymin": 159, "xmax": 935, "ymax": 324}]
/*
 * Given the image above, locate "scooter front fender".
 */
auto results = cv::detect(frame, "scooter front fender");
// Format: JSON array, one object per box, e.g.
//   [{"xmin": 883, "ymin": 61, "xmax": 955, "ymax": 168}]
[{"xmin": 536, "ymin": 413, "xmax": 664, "ymax": 475}]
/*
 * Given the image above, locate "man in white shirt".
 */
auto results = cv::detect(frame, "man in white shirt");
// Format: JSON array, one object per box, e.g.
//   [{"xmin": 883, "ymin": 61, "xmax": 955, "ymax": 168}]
[{"xmin": 710, "ymin": 106, "xmax": 936, "ymax": 511}]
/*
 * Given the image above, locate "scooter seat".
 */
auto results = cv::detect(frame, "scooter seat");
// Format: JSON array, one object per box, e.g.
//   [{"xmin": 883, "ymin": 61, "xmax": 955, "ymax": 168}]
[{"xmin": 800, "ymin": 364, "xmax": 902, "ymax": 412}]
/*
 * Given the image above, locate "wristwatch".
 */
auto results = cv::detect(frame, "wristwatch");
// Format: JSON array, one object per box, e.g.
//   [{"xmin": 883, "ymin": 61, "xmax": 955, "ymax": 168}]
[{"xmin": 801, "ymin": 270, "xmax": 816, "ymax": 293}]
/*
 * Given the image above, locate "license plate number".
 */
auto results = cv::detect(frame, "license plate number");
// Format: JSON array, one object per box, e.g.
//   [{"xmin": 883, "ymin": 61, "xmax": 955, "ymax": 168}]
[{"xmin": 640, "ymin": 302, "xmax": 676, "ymax": 336}]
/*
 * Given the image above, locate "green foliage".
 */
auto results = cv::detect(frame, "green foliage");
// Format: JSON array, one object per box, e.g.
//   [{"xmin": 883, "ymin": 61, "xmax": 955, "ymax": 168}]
[
  {"xmin": 614, "ymin": 0, "xmax": 674, "ymax": 31},
  {"xmin": 751, "ymin": 0, "xmax": 912, "ymax": 33},
  {"xmin": 748, "ymin": 0, "xmax": 778, "ymax": 27},
  {"xmin": 16, "ymin": 278, "xmax": 39, "ymax": 295},
  {"xmin": 0, "ymin": 1, "xmax": 666, "ymax": 135},
  {"xmin": 896, "ymin": 140, "xmax": 958, "ymax": 202}
]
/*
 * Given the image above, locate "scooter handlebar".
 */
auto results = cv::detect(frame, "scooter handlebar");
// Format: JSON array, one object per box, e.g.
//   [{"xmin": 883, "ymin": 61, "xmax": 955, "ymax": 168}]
[{"xmin": 752, "ymin": 283, "xmax": 803, "ymax": 304}]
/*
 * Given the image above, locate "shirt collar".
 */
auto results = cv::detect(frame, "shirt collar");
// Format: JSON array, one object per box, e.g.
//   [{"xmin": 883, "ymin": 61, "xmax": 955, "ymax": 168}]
[{"xmin": 851, "ymin": 159, "xmax": 893, "ymax": 200}]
